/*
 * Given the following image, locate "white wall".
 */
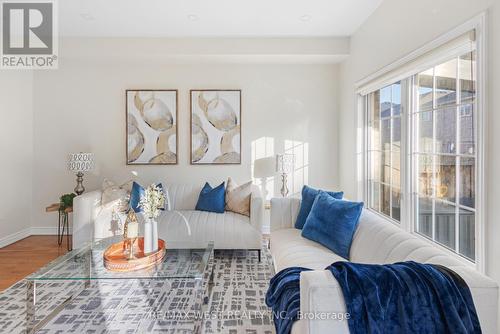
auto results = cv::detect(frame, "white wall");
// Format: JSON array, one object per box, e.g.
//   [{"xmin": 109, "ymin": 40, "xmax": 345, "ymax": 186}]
[
  {"xmin": 0, "ymin": 71, "xmax": 33, "ymax": 245},
  {"xmin": 338, "ymin": 0, "xmax": 500, "ymax": 321},
  {"xmin": 31, "ymin": 39, "xmax": 340, "ymax": 230}
]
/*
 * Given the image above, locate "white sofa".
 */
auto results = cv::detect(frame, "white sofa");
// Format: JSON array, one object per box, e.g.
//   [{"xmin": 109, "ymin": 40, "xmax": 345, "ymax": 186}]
[
  {"xmin": 270, "ymin": 197, "xmax": 499, "ymax": 334},
  {"xmin": 73, "ymin": 183, "xmax": 264, "ymax": 256}
]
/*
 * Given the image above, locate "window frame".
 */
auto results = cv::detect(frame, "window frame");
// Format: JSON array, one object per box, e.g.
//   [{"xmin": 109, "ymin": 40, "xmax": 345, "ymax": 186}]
[{"xmin": 357, "ymin": 14, "xmax": 486, "ymax": 272}]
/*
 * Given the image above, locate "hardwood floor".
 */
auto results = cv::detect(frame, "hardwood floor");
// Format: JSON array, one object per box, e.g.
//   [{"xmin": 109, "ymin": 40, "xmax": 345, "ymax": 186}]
[{"xmin": 0, "ymin": 235, "xmax": 69, "ymax": 292}]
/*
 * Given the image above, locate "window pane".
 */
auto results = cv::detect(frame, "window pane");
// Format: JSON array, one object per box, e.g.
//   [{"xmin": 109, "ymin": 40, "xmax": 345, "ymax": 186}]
[
  {"xmin": 369, "ymin": 150, "xmax": 381, "ymax": 182},
  {"xmin": 381, "ymin": 119, "xmax": 391, "ymax": 151},
  {"xmin": 392, "ymin": 188, "xmax": 401, "ymax": 221},
  {"xmin": 435, "ymin": 58, "xmax": 457, "ymax": 108},
  {"xmin": 436, "ymin": 155, "xmax": 456, "ymax": 203},
  {"xmin": 392, "ymin": 82, "xmax": 401, "ymax": 116},
  {"xmin": 418, "ymin": 69, "xmax": 433, "ymax": 111},
  {"xmin": 392, "ymin": 117, "xmax": 401, "ymax": 152},
  {"xmin": 380, "ymin": 86, "xmax": 391, "ymax": 118},
  {"xmin": 370, "ymin": 120, "xmax": 381, "ymax": 151},
  {"xmin": 435, "ymin": 107, "xmax": 456, "ymax": 154},
  {"xmin": 459, "ymin": 157, "xmax": 475, "ymax": 208},
  {"xmin": 381, "ymin": 151, "xmax": 391, "ymax": 184},
  {"xmin": 370, "ymin": 90, "xmax": 380, "ymax": 122},
  {"xmin": 410, "ymin": 52, "xmax": 477, "ymax": 261},
  {"xmin": 417, "ymin": 154, "xmax": 433, "ymax": 197},
  {"xmin": 381, "ymin": 183, "xmax": 391, "ymax": 217},
  {"xmin": 369, "ymin": 181, "xmax": 381, "ymax": 211},
  {"xmin": 460, "ymin": 104, "xmax": 474, "ymax": 155},
  {"xmin": 418, "ymin": 111, "xmax": 433, "ymax": 153},
  {"xmin": 460, "ymin": 51, "xmax": 476, "ymax": 103},
  {"xmin": 392, "ymin": 151, "xmax": 401, "ymax": 189},
  {"xmin": 417, "ymin": 196, "xmax": 432, "ymax": 238},
  {"xmin": 459, "ymin": 209, "xmax": 475, "ymax": 260},
  {"xmin": 435, "ymin": 200, "xmax": 456, "ymax": 250}
]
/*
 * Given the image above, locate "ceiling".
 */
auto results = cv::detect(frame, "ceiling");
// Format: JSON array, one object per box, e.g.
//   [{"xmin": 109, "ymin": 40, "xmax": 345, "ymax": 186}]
[{"xmin": 59, "ymin": 0, "xmax": 383, "ymax": 37}]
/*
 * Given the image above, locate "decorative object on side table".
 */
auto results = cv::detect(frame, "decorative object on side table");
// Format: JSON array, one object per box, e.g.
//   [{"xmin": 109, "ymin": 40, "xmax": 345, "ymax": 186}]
[
  {"xmin": 276, "ymin": 153, "xmax": 295, "ymax": 197},
  {"xmin": 138, "ymin": 183, "xmax": 165, "ymax": 254},
  {"xmin": 68, "ymin": 152, "xmax": 94, "ymax": 195}
]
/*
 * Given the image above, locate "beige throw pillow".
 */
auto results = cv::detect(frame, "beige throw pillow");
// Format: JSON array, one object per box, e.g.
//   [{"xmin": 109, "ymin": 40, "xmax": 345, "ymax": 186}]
[
  {"xmin": 225, "ymin": 177, "xmax": 252, "ymax": 217},
  {"xmin": 101, "ymin": 179, "xmax": 133, "ymax": 213}
]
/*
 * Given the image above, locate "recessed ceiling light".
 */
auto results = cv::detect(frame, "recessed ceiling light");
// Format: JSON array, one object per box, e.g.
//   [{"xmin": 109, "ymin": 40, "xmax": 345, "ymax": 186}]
[
  {"xmin": 300, "ymin": 15, "xmax": 311, "ymax": 21},
  {"xmin": 80, "ymin": 13, "xmax": 95, "ymax": 21},
  {"xmin": 187, "ymin": 14, "xmax": 199, "ymax": 21}
]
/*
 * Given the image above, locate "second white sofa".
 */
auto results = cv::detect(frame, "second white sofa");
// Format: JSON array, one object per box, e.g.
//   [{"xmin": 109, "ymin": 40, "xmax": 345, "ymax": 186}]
[{"xmin": 270, "ymin": 197, "xmax": 498, "ymax": 334}]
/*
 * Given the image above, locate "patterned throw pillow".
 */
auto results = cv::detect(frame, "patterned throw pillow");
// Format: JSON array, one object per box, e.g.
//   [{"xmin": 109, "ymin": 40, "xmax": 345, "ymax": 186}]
[
  {"xmin": 101, "ymin": 179, "xmax": 133, "ymax": 212},
  {"xmin": 225, "ymin": 177, "xmax": 252, "ymax": 217}
]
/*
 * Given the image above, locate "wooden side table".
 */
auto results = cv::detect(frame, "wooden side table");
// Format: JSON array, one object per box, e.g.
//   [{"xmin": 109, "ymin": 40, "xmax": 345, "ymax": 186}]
[{"xmin": 46, "ymin": 204, "xmax": 73, "ymax": 251}]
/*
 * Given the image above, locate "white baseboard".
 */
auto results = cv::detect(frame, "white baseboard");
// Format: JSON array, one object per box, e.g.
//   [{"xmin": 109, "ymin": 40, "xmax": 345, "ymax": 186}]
[
  {"xmin": 0, "ymin": 228, "xmax": 31, "ymax": 248},
  {"xmin": 0, "ymin": 226, "xmax": 72, "ymax": 248},
  {"xmin": 30, "ymin": 226, "xmax": 59, "ymax": 235}
]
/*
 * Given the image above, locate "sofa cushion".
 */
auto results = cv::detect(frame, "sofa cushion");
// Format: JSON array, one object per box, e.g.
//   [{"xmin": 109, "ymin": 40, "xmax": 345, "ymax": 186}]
[
  {"xmin": 195, "ymin": 182, "xmax": 226, "ymax": 213},
  {"xmin": 270, "ymin": 228, "xmax": 345, "ymax": 271},
  {"xmin": 156, "ymin": 210, "xmax": 260, "ymax": 249},
  {"xmin": 101, "ymin": 179, "xmax": 132, "ymax": 212},
  {"xmin": 164, "ymin": 184, "xmax": 201, "ymax": 210},
  {"xmin": 295, "ymin": 185, "xmax": 343, "ymax": 229},
  {"xmin": 225, "ymin": 177, "xmax": 252, "ymax": 217},
  {"xmin": 301, "ymin": 192, "xmax": 363, "ymax": 259}
]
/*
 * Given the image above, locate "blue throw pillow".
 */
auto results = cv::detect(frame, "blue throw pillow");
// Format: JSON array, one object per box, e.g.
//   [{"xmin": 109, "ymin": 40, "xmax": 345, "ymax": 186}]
[
  {"xmin": 129, "ymin": 182, "xmax": 165, "ymax": 213},
  {"xmin": 295, "ymin": 185, "xmax": 343, "ymax": 229},
  {"xmin": 195, "ymin": 182, "xmax": 226, "ymax": 213},
  {"xmin": 301, "ymin": 191, "xmax": 363, "ymax": 259}
]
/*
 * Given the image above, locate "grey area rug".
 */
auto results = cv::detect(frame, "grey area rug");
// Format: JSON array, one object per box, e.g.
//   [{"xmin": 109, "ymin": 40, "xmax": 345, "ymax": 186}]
[{"xmin": 0, "ymin": 244, "xmax": 276, "ymax": 333}]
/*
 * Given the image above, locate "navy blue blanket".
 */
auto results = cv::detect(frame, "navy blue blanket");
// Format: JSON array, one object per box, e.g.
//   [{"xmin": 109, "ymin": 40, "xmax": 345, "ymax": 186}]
[
  {"xmin": 265, "ymin": 267, "xmax": 311, "ymax": 334},
  {"xmin": 266, "ymin": 261, "xmax": 481, "ymax": 334}
]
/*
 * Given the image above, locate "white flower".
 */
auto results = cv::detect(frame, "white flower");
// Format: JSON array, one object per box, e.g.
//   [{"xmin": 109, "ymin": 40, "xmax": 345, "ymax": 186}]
[{"xmin": 138, "ymin": 184, "xmax": 165, "ymax": 219}]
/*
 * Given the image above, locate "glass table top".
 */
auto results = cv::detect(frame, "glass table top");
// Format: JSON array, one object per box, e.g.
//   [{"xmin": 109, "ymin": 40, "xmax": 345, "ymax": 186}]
[{"xmin": 27, "ymin": 236, "xmax": 214, "ymax": 281}]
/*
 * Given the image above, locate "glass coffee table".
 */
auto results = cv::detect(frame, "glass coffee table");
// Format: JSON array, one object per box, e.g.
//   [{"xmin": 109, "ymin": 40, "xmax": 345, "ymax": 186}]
[{"xmin": 25, "ymin": 237, "xmax": 214, "ymax": 334}]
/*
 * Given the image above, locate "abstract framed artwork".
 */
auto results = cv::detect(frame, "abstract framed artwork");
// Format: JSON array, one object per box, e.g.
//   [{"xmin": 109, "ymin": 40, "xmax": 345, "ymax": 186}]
[
  {"xmin": 126, "ymin": 89, "xmax": 178, "ymax": 165},
  {"xmin": 190, "ymin": 90, "xmax": 241, "ymax": 164}
]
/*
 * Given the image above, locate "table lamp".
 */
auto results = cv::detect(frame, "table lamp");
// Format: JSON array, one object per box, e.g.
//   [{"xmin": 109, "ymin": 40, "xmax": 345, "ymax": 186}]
[
  {"xmin": 276, "ymin": 154, "xmax": 295, "ymax": 197},
  {"xmin": 253, "ymin": 157, "xmax": 276, "ymax": 199},
  {"xmin": 68, "ymin": 152, "xmax": 94, "ymax": 195}
]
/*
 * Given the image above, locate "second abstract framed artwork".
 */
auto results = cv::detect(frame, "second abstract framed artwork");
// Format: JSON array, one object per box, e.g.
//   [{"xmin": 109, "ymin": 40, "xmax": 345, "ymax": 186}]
[{"xmin": 190, "ymin": 90, "xmax": 241, "ymax": 164}]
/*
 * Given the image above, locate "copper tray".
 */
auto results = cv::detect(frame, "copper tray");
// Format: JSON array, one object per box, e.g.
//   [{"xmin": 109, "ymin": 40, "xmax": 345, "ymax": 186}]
[{"xmin": 103, "ymin": 238, "xmax": 166, "ymax": 272}]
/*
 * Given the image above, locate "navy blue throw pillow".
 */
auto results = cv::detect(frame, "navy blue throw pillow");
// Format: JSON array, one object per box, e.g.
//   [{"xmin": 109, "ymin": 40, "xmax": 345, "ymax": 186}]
[
  {"xmin": 195, "ymin": 182, "xmax": 226, "ymax": 213},
  {"xmin": 295, "ymin": 185, "xmax": 343, "ymax": 229},
  {"xmin": 129, "ymin": 182, "xmax": 165, "ymax": 213},
  {"xmin": 301, "ymin": 191, "xmax": 363, "ymax": 259}
]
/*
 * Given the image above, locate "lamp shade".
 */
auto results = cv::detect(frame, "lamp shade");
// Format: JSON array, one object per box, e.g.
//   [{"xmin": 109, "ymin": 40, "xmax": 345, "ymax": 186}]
[
  {"xmin": 253, "ymin": 157, "xmax": 276, "ymax": 178},
  {"xmin": 68, "ymin": 153, "xmax": 94, "ymax": 172}
]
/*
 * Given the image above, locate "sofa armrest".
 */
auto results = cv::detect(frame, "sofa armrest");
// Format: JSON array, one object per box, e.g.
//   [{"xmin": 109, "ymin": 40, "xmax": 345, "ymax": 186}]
[
  {"xmin": 300, "ymin": 270, "xmax": 350, "ymax": 334},
  {"xmin": 73, "ymin": 189, "xmax": 102, "ymax": 249},
  {"xmin": 250, "ymin": 185, "xmax": 264, "ymax": 233},
  {"xmin": 270, "ymin": 197, "xmax": 301, "ymax": 232}
]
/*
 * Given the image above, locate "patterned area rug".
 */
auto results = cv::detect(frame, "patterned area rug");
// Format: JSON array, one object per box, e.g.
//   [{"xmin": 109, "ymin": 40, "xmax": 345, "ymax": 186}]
[{"xmin": 0, "ymin": 244, "xmax": 275, "ymax": 333}]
